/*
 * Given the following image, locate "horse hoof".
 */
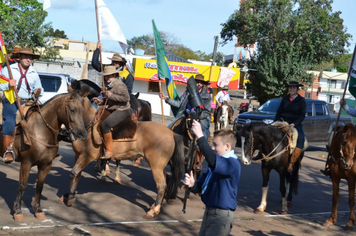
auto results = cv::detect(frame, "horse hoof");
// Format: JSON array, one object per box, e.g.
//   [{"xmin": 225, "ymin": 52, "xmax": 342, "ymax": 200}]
[
  {"xmin": 66, "ymin": 198, "xmax": 76, "ymax": 206},
  {"xmin": 105, "ymin": 164, "xmax": 110, "ymax": 174},
  {"xmin": 287, "ymin": 201, "xmax": 293, "ymax": 208},
  {"xmin": 281, "ymin": 210, "xmax": 288, "ymax": 215},
  {"xmin": 323, "ymin": 220, "xmax": 334, "ymax": 228},
  {"xmin": 100, "ymin": 177, "xmax": 107, "ymax": 183},
  {"xmin": 115, "ymin": 176, "xmax": 122, "ymax": 184},
  {"xmin": 14, "ymin": 214, "xmax": 24, "ymax": 222},
  {"xmin": 254, "ymin": 209, "xmax": 264, "ymax": 215},
  {"xmin": 35, "ymin": 212, "xmax": 46, "ymax": 220},
  {"xmin": 167, "ymin": 199, "xmax": 175, "ymax": 205},
  {"xmin": 58, "ymin": 195, "xmax": 67, "ymax": 202},
  {"xmin": 143, "ymin": 212, "xmax": 155, "ymax": 219},
  {"xmin": 345, "ymin": 225, "xmax": 354, "ymax": 231}
]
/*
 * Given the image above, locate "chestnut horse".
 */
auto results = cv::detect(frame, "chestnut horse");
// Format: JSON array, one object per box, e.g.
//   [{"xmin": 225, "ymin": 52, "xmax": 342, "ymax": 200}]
[
  {"xmin": 324, "ymin": 123, "xmax": 356, "ymax": 231},
  {"xmin": 235, "ymin": 122, "xmax": 302, "ymax": 214},
  {"xmin": 0, "ymin": 92, "xmax": 88, "ymax": 221},
  {"xmin": 62, "ymin": 101, "xmax": 185, "ymax": 218}
]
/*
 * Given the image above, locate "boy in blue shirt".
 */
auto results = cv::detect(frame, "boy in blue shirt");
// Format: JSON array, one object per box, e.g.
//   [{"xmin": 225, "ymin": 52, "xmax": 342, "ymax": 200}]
[{"xmin": 184, "ymin": 120, "xmax": 241, "ymax": 236}]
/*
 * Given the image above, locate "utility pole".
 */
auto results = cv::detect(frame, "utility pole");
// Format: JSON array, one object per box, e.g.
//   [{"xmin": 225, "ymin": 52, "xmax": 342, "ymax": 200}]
[{"xmin": 212, "ymin": 36, "xmax": 219, "ymax": 65}]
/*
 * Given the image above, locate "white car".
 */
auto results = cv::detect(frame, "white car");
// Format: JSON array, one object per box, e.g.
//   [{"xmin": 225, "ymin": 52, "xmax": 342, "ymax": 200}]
[{"xmin": 38, "ymin": 72, "xmax": 76, "ymax": 104}]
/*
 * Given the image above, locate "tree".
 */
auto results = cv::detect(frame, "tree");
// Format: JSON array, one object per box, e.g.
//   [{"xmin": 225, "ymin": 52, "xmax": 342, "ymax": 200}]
[
  {"xmin": 0, "ymin": 0, "xmax": 60, "ymax": 60},
  {"xmin": 220, "ymin": 0, "xmax": 351, "ymax": 103},
  {"xmin": 45, "ymin": 28, "xmax": 68, "ymax": 39}
]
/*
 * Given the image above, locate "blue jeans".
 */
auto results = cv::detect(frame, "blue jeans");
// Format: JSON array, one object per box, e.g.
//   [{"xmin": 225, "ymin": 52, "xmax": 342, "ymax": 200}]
[
  {"xmin": 2, "ymin": 98, "xmax": 19, "ymax": 135},
  {"xmin": 295, "ymin": 124, "xmax": 305, "ymax": 149}
]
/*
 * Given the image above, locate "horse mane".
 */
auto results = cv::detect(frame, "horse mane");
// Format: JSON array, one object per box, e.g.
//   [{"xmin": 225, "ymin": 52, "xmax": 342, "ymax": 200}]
[{"xmin": 342, "ymin": 123, "xmax": 356, "ymax": 139}]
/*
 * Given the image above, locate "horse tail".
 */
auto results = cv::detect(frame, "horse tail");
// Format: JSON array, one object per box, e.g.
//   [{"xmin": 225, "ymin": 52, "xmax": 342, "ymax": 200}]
[
  {"xmin": 288, "ymin": 152, "xmax": 303, "ymax": 195},
  {"xmin": 165, "ymin": 133, "xmax": 185, "ymax": 200}
]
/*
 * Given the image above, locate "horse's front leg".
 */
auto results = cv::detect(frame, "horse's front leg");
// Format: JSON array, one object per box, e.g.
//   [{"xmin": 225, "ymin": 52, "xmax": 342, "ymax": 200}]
[
  {"xmin": 114, "ymin": 160, "xmax": 121, "ymax": 184},
  {"xmin": 279, "ymin": 171, "xmax": 288, "ymax": 214},
  {"xmin": 345, "ymin": 179, "xmax": 356, "ymax": 231},
  {"xmin": 32, "ymin": 162, "xmax": 53, "ymax": 220},
  {"xmin": 143, "ymin": 167, "xmax": 167, "ymax": 219},
  {"xmin": 324, "ymin": 176, "xmax": 340, "ymax": 227},
  {"xmin": 13, "ymin": 162, "xmax": 32, "ymax": 222},
  {"xmin": 255, "ymin": 167, "xmax": 270, "ymax": 214}
]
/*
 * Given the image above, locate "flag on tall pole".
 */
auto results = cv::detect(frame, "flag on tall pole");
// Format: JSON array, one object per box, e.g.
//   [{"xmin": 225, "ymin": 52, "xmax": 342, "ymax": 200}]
[
  {"xmin": 97, "ymin": 0, "xmax": 127, "ymax": 54},
  {"xmin": 43, "ymin": 0, "xmax": 51, "ymax": 10},
  {"xmin": 0, "ymin": 31, "xmax": 16, "ymax": 104},
  {"xmin": 152, "ymin": 19, "xmax": 179, "ymax": 116},
  {"xmin": 347, "ymin": 45, "xmax": 356, "ymax": 98}
]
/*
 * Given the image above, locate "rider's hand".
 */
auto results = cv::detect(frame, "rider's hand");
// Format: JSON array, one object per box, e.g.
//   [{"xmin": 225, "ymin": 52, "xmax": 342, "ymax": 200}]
[
  {"xmin": 159, "ymin": 92, "xmax": 166, "ymax": 100},
  {"xmin": 340, "ymin": 98, "xmax": 346, "ymax": 107},
  {"xmin": 91, "ymin": 97, "xmax": 101, "ymax": 104},
  {"xmin": 191, "ymin": 120, "xmax": 204, "ymax": 139},
  {"xmin": 9, "ymin": 79, "xmax": 16, "ymax": 87},
  {"xmin": 184, "ymin": 171, "xmax": 195, "ymax": 187}
]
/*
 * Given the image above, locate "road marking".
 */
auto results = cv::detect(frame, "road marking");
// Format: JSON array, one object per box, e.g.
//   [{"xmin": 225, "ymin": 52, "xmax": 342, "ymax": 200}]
[
  {"xmin": 3, "ymin": 219, "xmax": 203, "ymax": 230},
  {"xmin": 265, "ymin": 210, "xmax": 350, "ymax": 217}
]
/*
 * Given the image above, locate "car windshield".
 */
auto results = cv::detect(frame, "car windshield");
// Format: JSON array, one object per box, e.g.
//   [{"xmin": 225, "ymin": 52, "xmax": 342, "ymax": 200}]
[{"xmin": 258, "ymin": 99, "xmax": 281, "ymax": 113}]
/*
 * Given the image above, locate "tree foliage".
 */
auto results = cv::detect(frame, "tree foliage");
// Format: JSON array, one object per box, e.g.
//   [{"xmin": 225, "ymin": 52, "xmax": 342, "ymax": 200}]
[
  {"xmin": 0, "ymin": 0, "xmax": 64, "ymax": 61},
  {"xmin": 45, "ymin": 28, "xmax": 68, "ymax": 39},
  {"xmin": 220, "ymin": 0, "xmax": 352, "ymax": 103}
]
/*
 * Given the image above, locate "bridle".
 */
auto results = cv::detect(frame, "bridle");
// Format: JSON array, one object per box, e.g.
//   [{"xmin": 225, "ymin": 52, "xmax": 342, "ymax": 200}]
[
  {"xmin": 336, "ymin": 142, "xmax": 355, "ymax": 170},
  {"xmin": 247, "ymin": 128, "xmax": 291, "ymax": 162}
]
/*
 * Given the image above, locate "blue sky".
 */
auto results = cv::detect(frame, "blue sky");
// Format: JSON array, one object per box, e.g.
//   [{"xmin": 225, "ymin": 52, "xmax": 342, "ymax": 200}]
[{"xmin": 40, "ymin": 0, "xmax": 356, "ymax": 55}]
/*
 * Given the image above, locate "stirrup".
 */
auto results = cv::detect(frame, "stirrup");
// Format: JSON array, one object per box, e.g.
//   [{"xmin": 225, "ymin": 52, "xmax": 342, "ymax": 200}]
[
  {"xmin": 3, "ymin": 150, "xmax": 15, "ymax": 164},
  {"xmin": 320, "ymin": 168, "xmax": 330, "ymax": 176}
]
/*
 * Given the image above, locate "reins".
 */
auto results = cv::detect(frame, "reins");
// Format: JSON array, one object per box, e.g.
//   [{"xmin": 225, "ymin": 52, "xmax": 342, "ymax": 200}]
[{"xmin": 249, "ymin": 126, "xmax": 291, "ymax": 162}]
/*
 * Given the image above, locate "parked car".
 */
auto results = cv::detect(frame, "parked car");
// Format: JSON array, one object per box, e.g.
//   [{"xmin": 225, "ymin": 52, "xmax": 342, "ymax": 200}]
[
  {"xmin": 38, "ymin": 72, "xmax": 75, "ymax": 104},
  {"xmin": 233, "ymin": 98, "xmax": 353, "ymax": 143}
]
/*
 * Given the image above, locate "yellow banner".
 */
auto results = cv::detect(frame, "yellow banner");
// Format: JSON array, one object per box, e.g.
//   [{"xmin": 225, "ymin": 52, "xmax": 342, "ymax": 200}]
[{"xmin": 132, "ymin": 58, "xmax": 240, "ymax": 89}]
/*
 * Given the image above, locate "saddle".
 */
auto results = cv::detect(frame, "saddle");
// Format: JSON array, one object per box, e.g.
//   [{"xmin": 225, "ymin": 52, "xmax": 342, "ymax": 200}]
[
  {"xmin": 271, "ymin": 121, "xmax": 308, "ymax": 153},
  {"xmin": 93, "ymin": 106, "xmax": 138, "ymax": 145}
]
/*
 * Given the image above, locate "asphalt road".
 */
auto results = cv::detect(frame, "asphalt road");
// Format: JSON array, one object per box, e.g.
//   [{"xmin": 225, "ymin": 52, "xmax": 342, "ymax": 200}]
[{"xmin": 0, "ymin": 137, "xmax": 354, "ymax": 235}]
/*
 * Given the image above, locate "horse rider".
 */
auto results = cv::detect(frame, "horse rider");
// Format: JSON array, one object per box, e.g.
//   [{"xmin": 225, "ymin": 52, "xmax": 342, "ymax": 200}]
[
  {"xmin": 215, "ymin": 85, "xmax": 234, "ymax": 124},
  {"xmin": 274, "ymin": 81, "xmax": 306, "ymax": 173},
  {"xmin": 159, "ymin": 74, "xmax": 211, "ymax": 140},
  {"xmin": 0, "ymin": 47, "xmax": 43, "ymax": 164},
  {"xmin": 321, "ymin": 98, "xmax": 355, "ymax": 176},
  {"xmin": 91, "ymin": 66, "xmax": 131, "ymax": 160},
  {"xmin": 91, "ymin": 41, "xmax": 134, "ymax": 94}
]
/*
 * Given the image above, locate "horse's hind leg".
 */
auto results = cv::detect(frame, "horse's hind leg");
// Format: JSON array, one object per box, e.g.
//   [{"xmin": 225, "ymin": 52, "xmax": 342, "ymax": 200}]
[
  {"xmin": 32, "ymin": 162, "xmax": 53, "ymax": 220},
  {"xmin": 279, "ymin": 172, "xmax": 288, "ymax": 214},
  {"xmin": 345, "ymin": 179, "xmax": 356, "ymax": 231},
  {"xmin": 114, "ymin": 160, "xmax": 121, "ymax": 184},
  {"xmin": 144, "ymin": 167, "xmax": 167, "ymax": 219},
  {"xmin": 13, "ymin": 162, "xmax": 32, "ymax": 221}
]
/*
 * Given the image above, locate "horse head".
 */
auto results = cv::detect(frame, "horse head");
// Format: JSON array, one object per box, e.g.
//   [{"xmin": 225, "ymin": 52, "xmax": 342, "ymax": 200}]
[
  {"xmin": 60, "ymin": 92, "xmax": 89, "ymax": 140},
  {"xmin": 334, "ymin": 123, "xmax": 356, "ymax": 170}
]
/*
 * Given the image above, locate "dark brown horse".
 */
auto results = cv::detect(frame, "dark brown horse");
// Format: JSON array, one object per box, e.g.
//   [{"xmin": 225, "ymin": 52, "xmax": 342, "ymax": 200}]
[
  {"xmin": 61, "ymin": 100, "xmax": 184, "ymax": 218},
  {"xmin": 324, "ymin": 123, "xmax": 356, "ymax": 231},
  {"xmin": 235, "ymin": 122, "xmax": 302, "ymax": 214},
  {"xmin": 0, "ymin": 92, "xmax": 88, "ymax": 221}
]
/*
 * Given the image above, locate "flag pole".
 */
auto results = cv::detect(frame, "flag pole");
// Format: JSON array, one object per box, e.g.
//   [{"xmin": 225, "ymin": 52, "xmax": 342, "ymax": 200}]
[
  {"xmin": 158, "ymin": 79, "xmax": 165, "ymax": 125},
  {"xmin": 322, "ymin": 44, "xmax": 356, "ymax": 173},
  {"xmin": 94, "ymin": 0, "xmax": 105, "ymax": 90}
]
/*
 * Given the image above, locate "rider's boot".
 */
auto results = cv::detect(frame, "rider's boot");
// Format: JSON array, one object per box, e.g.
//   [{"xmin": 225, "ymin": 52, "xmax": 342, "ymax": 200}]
[
  {"xmin": 287, "ymin": 147, "xmax": 302, "ymax": 172},
  {"xmin": 101, "ymin": 133, "xmax": 113, "ymax": 159},
  {"xmin": 320, "ymin": 155, "xmax": 331, "ymax": 176},
  {"xmin": 2, "ymin": 135, "xmax": 14, "ymax": 164}
]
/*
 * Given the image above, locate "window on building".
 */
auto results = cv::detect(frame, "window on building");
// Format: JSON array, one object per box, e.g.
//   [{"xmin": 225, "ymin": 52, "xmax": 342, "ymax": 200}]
[
  {"xmin": 148, "ymin": 81, "xmax": 160, "ymax": 92},
  {"xmin": 330, "ymin": 79, "xmax": 337, "ymax": 89},
  {"xmin": 305, "ymin": 92, "xmax": 311, "ymax": 99}
]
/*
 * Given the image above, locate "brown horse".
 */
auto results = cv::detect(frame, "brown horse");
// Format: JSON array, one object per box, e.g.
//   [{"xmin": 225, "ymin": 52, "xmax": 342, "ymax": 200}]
[
  {"xmin": 0, "ymin": 92, "xmax": 88, "ymax": 221},
  {"xmin": 324, "ymin": 123, "xmax": 356, "ymax": 231},
  {"xmin": 61, "ymin": 100, "xmax": 185, "ymax": 219}
]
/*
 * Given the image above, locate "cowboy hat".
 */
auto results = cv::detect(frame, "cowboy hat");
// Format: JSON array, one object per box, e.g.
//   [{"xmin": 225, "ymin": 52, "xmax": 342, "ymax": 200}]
[
  {"xmin": 222, "ymin": 85, "xmax": 229, "ymax": 90},
  {"xmin": 288, "ymin": 81, "xmax": 303, "ymax": 87},
  {"xmin": 195, "ymin": 74, "xmax": 209, "ymax": 84},
  {"xmin": 99, "ymin": 66, "xmax": 120, "ymax": 76},
  {"xmin": 17, "ymin": 47, "xmax": 40, "ymax": 59},
  {"xmin": 107, "ymin": 53, "xmax": 126, "ymax": 63}
]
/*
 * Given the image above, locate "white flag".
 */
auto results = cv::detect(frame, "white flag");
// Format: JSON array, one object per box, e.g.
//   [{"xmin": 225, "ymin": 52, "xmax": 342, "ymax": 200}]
[
  {"xmin": 97, "ymin": 0, "xmax": 128, "ymax": 54},
  {"xmin": 43, "ymin": 0, "xmax": 50, "ymax": 10}
]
